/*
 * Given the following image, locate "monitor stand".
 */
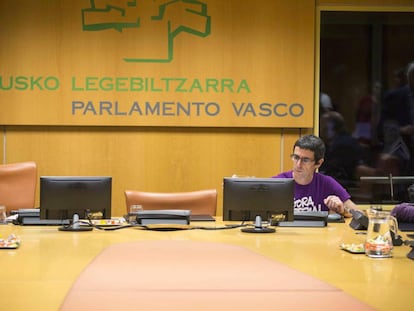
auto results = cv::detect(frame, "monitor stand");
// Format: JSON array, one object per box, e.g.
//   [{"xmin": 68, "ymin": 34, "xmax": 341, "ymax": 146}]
[
  {"xmin": 58, "ymin": 214, "xmax": 93, "ymax": 232},
  {"xmin": 241, "ymin": 215, "xmax": 276, "ymax": 233}
]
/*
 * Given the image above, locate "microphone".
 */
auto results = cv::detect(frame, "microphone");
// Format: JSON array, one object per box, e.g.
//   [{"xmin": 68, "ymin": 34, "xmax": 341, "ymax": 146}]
[
  {"xmin": 72, "ymin": 214, "xmax": 80, "ymax": 229},
  {"xmin": 254, "ymin": 215, "xmax": 263, "ymax": 228},
  {"xmin": 58, "ymin": 213, "xmax": 93, "ymax": 231}
]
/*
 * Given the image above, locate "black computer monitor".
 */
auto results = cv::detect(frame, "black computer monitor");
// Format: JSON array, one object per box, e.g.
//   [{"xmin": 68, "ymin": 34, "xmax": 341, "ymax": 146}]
[
  {"xmin": 223, "ymin": 177, "xmax": 294, "ymax": 222},
  {"xmin": 40, "ymin": 176, "xmax": 112, "ymax": 222}
]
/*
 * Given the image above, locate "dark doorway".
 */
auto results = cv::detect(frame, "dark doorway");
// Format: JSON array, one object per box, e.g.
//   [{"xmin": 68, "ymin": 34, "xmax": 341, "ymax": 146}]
[{"xmin": 319, "ymin": 11, "xmax": 414, "ymax": 204}]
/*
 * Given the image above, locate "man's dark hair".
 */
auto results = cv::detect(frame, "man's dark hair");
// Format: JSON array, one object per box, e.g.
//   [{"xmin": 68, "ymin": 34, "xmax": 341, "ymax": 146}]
[{"xmin": 293, "ymin": 134, "xmax": 326, "ymax": 163}]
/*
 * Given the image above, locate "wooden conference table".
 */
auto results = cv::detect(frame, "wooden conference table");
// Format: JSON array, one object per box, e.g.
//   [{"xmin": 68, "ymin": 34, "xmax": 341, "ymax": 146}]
[{"xmin": 0, "ymin": 217, "xmax": 412, "ymax": 311}]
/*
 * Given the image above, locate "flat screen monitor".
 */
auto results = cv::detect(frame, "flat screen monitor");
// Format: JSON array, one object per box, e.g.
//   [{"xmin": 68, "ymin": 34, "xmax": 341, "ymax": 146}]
[
  {"xmin": 40, "ymin": 176, "xmax": 112, "ymax": 220},
  {"xmin": 223, "ymin": 177, "xmax": 294, "ymax": 222}
]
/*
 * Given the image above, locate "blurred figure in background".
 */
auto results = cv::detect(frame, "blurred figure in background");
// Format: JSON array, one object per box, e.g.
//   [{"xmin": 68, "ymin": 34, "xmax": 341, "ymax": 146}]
[
  {"xmin": 319, "ymin": 111, "xmax": 365, "ymax": 190},
  {"xmin": 353, "ymin": 81, "xmax": 382, "ymax": 148},
  {"xmin": 319, "ymin": 92, "xmax": 334, "ymax": 118},
  {"xmin": 378, "ymin": 61, "xmax": 414, "ymax": 174}
]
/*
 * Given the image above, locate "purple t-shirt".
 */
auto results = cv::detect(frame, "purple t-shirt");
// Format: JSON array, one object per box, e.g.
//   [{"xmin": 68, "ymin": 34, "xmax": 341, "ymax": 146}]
[{"xmin": 273, "ymin": 171, "xmax": 351, "ymax": 212}]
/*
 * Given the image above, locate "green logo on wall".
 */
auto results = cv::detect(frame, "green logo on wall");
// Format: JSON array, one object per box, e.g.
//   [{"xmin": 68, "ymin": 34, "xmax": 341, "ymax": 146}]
[{"xmin": 82, "ymin": 0, "xmax": 211, "ymax": 63}]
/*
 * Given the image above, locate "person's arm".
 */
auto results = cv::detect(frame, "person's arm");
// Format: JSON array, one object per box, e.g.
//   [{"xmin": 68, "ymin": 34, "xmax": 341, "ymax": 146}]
[
  {"xmin": 324, "ymin": 196, "xmax": 355, "ymax": 218},
  {"xmin": 343, "ymin": 199, "xmax": 358, "ymax": 218}
]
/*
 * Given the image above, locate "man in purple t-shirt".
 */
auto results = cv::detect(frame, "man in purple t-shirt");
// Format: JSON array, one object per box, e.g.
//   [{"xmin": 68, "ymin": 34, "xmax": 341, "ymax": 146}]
[{"xmin": 274, "ymin": 134, "xmax": 356, "ymax": 217}]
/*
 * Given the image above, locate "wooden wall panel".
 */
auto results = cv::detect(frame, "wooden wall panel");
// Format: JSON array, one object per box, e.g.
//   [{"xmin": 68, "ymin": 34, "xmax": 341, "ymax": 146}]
[
  {"xmin": 0, "ymin": 0, "xmax": 318, "ymax": 218},
  {"xmin": 280, "ymin": 129, "xmax": 301, "ymax": 174},
  {"xmin": 0, "ymin": 127, "xmax": 3, "ymax": 163},
  {"xmin": 0, "ymin": 0, "xmax": 315, "ymax": 128},
  {"xmin": 4, "ymin": 126, "xmax": 282, "ymax": 216}
]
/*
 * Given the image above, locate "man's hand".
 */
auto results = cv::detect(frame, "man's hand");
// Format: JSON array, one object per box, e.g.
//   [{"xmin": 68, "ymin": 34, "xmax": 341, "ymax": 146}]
[{"xmin": 324, "ymin": 195, "xmax": 344, "ymax": 214}]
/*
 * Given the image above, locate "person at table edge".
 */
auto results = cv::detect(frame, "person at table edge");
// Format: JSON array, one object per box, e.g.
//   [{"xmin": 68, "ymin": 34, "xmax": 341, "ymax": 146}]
[{"xmin": 273, "ymin": 134, "xmax": 356, "ymax": 217}]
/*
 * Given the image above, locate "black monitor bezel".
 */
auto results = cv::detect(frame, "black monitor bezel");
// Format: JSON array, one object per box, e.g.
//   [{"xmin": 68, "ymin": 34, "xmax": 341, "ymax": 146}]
[
  {"xmin": 223, "ymin": 177, "xmax": 294, "ymax": 222},
  {"xmin": 40, "ymin": 176, "xmax": 112, "ymax": 220}
]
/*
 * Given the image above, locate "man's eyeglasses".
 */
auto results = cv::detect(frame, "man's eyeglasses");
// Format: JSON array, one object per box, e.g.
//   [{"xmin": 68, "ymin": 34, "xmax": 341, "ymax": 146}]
[{"xmin": 290, "ymin": 154, "xmax": 315, "ymax": 164}]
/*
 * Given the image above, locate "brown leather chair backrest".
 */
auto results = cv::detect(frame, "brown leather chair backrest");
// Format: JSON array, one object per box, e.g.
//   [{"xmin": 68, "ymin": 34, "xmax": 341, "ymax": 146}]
[
  {"xmin": 0, "ymin": 161, "xmax": 37, "ymax": 214},
  {"xmin": 124, "ymin": 189, "xmax": 217, "ymax": 216}
]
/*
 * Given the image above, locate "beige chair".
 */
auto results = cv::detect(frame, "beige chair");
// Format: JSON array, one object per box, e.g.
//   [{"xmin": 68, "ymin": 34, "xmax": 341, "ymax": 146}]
[
  {"xmin": 0, "ymin": 161, "xmax": 37, "ymax": 214},
  {"xmin": 124, "ymin": 189, "xmax": 217, "ymax": 216}
]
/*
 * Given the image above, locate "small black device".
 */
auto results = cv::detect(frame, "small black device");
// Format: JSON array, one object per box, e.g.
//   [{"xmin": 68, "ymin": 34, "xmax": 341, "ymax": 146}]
[
  {"xmin": 277, "ymin": 211, "xmax": 328, "ymax": 227},
  {"xmin": 349, "ymin": 209, "xmax": 369, "ymax": 230},
  {"xmin": 13, "ymin": 209, "xmax": 70, "ymax": 226},
  {"xmin": 136, "ymin": 209, "xmax": 191, "ymax": 225}
]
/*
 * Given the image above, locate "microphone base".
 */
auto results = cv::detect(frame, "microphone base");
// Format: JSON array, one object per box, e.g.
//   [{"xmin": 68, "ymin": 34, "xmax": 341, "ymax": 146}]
[
  {"xmin": 241, "ymin": 227, "xmax": 276, "ymax": 233},
  {"xmin": 58, "ymin": 226, "xmax": 93, "ymax": 232}
]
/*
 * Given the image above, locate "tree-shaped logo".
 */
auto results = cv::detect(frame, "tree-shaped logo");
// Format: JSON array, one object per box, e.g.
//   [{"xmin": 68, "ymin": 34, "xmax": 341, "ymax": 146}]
[{"xmin": 82, "ymin": 0, "xmax": 211, "ymax": 63}]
